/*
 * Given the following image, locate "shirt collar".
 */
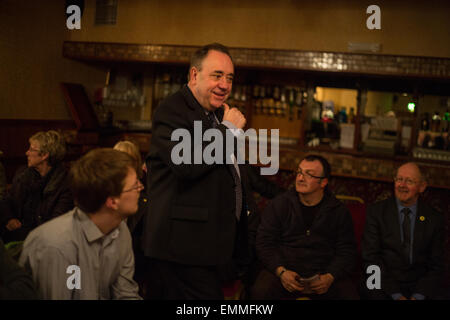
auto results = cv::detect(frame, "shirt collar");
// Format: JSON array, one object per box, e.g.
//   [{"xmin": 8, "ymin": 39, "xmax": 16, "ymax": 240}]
[
  {"xmin": 396, "ymin": 198, "xmax": 418, "ymax": 218},
  {"xmin": 75, "ymin": 207, "xmax": 120, "ymax": 244}
]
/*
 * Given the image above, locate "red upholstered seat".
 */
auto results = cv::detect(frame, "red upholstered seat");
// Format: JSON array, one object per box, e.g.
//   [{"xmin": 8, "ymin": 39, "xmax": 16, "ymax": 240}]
[
  {"xmin": 336, "ymin": 195, "xmax": 366, "ymax": 253},
  {"xmin": 222, "ymin": 279, "xmax": 243, "ymax": 300}
]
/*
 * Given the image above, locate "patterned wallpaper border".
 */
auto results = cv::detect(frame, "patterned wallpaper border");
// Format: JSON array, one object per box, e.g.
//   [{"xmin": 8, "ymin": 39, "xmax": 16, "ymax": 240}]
[{"xmin": 63, "ymin": 41, "xmax": 450, "ymax": 79}]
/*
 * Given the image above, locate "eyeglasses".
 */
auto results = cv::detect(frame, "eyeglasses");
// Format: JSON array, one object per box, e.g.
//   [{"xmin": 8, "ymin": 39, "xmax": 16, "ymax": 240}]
[
  {"xmin": 28, "ymin": 146, "xmax": 40, "ymax": 153},
  {"xmin": 296, "ymin": 168, "xmax": 325, "ymax": 180},
  {"xmin": 394, "ymin": 177, "xmax": 418, "ymax": 186},
  {"xmin": 122, "ymin": 180, "xmax": 144, "ymax": 193}
]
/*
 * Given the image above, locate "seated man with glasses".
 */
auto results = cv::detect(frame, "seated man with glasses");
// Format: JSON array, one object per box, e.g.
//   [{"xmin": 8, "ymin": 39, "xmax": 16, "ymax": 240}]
[
  {"xmin": 361, "ymin": 162, "xmax": 445, "ymax": 300},
  {"xmin": 250, "ymin": 154, "xmax": 358, "ymax": 299},
  {"xmin": 19, "ymin": 148, "xmax": 142, "ymax": 299}
]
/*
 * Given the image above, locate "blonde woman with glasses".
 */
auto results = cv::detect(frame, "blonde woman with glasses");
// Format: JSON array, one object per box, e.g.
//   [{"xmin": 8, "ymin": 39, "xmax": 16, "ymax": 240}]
[{"xmin": 0, "ymin": 130, "xmax": 73, "ymax": 243}]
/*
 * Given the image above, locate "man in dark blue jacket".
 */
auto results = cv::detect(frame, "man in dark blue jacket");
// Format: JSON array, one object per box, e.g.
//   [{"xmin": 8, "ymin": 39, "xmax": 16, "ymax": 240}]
[{"xmin": 252, "ymin": 154, "xmax": 358, "ymax": 299}]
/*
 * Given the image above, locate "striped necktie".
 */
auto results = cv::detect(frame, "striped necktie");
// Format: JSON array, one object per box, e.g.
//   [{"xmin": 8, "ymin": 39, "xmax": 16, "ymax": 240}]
[
  {"xmin": 207, "ymin": 112, "xmax": 242, "ymax": 221},
  {"xmin": 402, "ymin": 207, "xmax": 412, "ymax": 263}
]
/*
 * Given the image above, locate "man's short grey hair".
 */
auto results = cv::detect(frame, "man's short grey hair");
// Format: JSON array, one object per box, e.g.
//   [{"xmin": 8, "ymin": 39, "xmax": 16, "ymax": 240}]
[{"xmin": 190, "ymin": 43, "xmax": 233, "ymax": 71}]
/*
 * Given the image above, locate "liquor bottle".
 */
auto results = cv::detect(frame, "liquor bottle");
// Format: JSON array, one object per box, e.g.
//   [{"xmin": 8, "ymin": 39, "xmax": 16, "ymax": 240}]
[
  {"xmin": 273, "ymin": 86, "xmax": 281, "ymax": 116},
  {"xmin": 295, "ymin": 89, "xmax": 303, "ymax": 120},
  {"xmin": 260, "ymin": 86, "xmax": 267, "ymax": 115},
  {"xmin": 311, "ymin": 99, "xmax": 322, "ymax": 121},
  {"xmin": 431, "ymin": 111, "xmax": 441, "ymax": 132},
  {"xmin": 266, "ymin": 86, "xmax": 275, "ymax": 116},
  {"xmin": 252, "ymin": 85, "xmax": 260, "ymax": 115},
  {"xmin": 280, "ymin": 89, "xmax": 288, "ymax": 118},
  {"xmin": 337, "ymin": 107, "xmax": 348, "ymax": 124},
  {"xmin": 421, "ymin": 113, "xmax": 430, "ymax": 131},
  {"xmin": 240, "ymin": 85, "xmax": 247, "ymax": 114},
  {"xmin": 161, "ymin": 73, "xmax": 171, "ymax": 99},
  {"xmin": 348, "ymin": 107, "xmax": 356, "ymax": 124},
  {"xmin": 288, "ymin": 88, "xmax": 295, "ymax": 121},
  {"xmin": 231, "ymin": 85, "xmax": 240, "ymax": 107}
]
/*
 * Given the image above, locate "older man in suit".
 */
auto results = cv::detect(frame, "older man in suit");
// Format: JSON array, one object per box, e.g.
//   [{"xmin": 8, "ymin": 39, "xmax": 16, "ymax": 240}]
[
  {"xmin": 362, "ymin": 162, "xmax": 445, "ymax": 300},
  {"xmin": 143, "ymin": 43, "xmax": 251, "ymax": 299}
]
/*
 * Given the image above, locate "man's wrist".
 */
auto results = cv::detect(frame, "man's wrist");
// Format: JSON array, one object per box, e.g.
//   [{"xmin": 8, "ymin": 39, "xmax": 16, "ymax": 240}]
[
  {"xmin": 324, "ymin": 273, "xmax": 334, "ymax": 283},
  {"xmin": 276, "ymin": 267, "xmax": 287, "ymax": 278}
]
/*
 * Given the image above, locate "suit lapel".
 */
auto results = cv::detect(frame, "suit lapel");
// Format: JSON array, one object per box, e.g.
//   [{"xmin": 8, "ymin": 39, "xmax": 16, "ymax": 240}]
[
  {"xmin": 181, "ymin": 84, "xmax": 213, "ymax": 128},
  {"xmin": 386, "ymin": 197, "xmax": 402, "ymax": 245},
  {"xmin": 412, "ymin": 200, "xmax": 427, "ymax": 263},
  {"xmin": 181, "ymin": 85, "xmax": 238, "ymax": 184}
]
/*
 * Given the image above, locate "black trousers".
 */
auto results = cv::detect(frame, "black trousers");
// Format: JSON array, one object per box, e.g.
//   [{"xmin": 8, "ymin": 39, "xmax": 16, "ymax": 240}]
[
  {"xmin": 250, "ymin": 268, "xmax": 360, "ymax": 300},
  {"xmin": 144, "ymin": 218, "xmax": 248, "ymax": 300},
  {"xmin": 146, "ymin": 258, "xmax": 229, "ymax": 300}
]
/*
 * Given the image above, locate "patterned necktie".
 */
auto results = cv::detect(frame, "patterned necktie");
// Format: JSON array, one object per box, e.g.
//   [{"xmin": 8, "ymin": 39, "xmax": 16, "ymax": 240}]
[
  {"xmin": 207, "ymin": 112, "xmax": 242, "ymax": 221},
  {"xmin": 402, "ymin": 208, "xmax": 411, "ymax": 263}
]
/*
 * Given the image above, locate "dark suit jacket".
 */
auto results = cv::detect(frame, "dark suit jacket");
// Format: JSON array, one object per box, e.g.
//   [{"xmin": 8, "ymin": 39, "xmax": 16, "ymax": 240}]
[
  {"xmin": 143, "ymin": 85, "xmax": 250, "ymax": 266},
  {"xmin": 0, "ymin": 239, "xmax": 38, "ymax": 299},
  {"xmin": 361, "ymin": 197, "xmax": 445, "ymax": 298}
]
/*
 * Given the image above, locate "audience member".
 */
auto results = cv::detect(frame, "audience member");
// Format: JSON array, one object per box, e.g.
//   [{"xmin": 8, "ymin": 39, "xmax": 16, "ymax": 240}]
[
  {"xmin": 19, "ymin": 148, "xmax": 142, "ymax": 300},
  {"xmin": 0, "ymin": 130, "xmax": 73, "ymax": 243},
  {"xmin": 251, "ymin": 154, "xmax": 358, "ymax": 300},
  {"xmin": 361, "ymin": 162, "xmax": 445, "ymax": 300}
]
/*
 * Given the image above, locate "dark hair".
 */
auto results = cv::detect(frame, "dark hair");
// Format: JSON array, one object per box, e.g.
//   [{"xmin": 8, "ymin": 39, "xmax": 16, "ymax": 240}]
[
  {"xmin": 302, "ymin": 154, "xmax": 331, "ymax": 179},
  {"xmin": 190, "ymin": 43, "xmax": 233, "ymax": 71},
  {"xmin": 69, "ymin": 148, "xmax": 137, "ymax": 213}
]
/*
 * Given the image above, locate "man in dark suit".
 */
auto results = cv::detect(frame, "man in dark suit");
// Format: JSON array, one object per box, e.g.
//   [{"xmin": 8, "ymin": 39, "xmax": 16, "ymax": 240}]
[
  {"xmin": 362, "ymin": 162, "xmax": 445, "ymax": 300},
  {"xmin": 143, "ymin": 43, "xmax": 251, "ymax": 299}
]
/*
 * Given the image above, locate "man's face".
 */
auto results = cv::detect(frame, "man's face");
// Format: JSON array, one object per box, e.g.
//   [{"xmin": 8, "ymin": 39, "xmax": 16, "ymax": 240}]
[
  {"xmin": 189, "ymin": 50, "xmax": 234, "ymax": 112},
  {"xmin": 394, "ymin": 163, "xmax": 426, "ymax": 206},
  {"xmin": 26, "ymin": 139, "xmax": 48, "ymax": 168},
  {"xmin": 116, "ymin": 167, "xmax": 143, "ymax": 218},
  {"xmin": 295, "ymin": 160, "xmax": 327, "ymax": 196}
]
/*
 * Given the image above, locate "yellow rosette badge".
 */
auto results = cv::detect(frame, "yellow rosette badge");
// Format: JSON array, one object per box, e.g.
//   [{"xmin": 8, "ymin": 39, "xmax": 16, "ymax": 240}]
[{"xmin": 419, "ymin": 216, "xmax": 425, "ymax": 221}]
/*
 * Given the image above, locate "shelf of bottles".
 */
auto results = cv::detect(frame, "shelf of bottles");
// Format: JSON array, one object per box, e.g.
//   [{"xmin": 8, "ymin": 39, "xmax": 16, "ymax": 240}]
[
  {"xmin": 245, "ymin": 85, "xmax": 306, "ymax": 146},
  {"xmin": 94, "ymin": 72, "xmax": 146, "ymax": 127},
  {"xmin": 415, "ymin": 110, "xmax": 450, "ymax": 161},
  {"xmin": 101, "ymin": 72, "xmax": 146, "ymax": 109},
  {"xmin": 152, "ymin": 68, "xmax": 188, "ymax": 112}
]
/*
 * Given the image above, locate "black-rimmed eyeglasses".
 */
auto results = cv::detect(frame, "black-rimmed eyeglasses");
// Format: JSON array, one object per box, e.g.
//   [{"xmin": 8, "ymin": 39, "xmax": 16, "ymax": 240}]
[{"xmin": 296, "ymin": 168, "xmax": 325, "ymax": 180}]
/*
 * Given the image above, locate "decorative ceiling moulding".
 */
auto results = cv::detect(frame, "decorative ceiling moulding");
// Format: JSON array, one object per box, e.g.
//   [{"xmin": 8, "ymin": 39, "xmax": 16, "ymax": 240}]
[{"xmin": 63, "ymin": 41, "xmax": 450, "ymax": 79}]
